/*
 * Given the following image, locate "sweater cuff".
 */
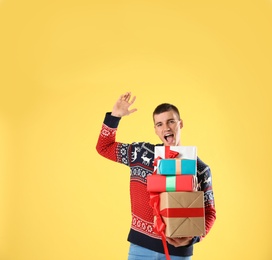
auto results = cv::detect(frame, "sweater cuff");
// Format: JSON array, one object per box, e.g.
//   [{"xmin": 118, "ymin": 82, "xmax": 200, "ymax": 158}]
[
  {"xmin": 191, "ymin": 236, "xmax": 200, "ymax": 245},
  {"xmin": 185, "ymin": 236, "xmax": 200, "ymax": 247},
  {"xmin": 104, "ymin": 112, "xmax": 121, "ymax": 128}
]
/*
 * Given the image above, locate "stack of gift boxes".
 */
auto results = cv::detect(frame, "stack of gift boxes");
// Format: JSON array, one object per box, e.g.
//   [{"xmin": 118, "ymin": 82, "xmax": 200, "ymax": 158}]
[{"xmin": 147, "ymin": 146, "xmax": 205, "ymax": 238}]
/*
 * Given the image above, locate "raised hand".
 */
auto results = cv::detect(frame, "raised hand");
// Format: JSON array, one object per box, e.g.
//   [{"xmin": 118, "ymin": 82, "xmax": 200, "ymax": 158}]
[{"xmin": 111, "ymin": 92, "xmax": 137, "ymax": 117}]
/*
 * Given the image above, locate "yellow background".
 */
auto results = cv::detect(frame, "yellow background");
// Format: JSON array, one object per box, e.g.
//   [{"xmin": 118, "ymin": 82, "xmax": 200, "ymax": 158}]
[{"xmin": 1, "ymin": 0, "xmax": 272, "ymax": 259}]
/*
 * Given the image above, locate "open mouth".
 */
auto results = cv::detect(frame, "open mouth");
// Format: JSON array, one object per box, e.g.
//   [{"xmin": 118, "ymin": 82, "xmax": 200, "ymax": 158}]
[{"xmin": 164, "ymin": 133, "xmax": 174, "ymax": 144}]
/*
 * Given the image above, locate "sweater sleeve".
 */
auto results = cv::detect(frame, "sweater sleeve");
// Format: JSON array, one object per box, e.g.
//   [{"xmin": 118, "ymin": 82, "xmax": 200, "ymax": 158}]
[
  {"xmin": 95, "ymin": 112, "xmax": 123, "ymax": 163},
  {"xmin": 196, "ymin": 157, "xmax": 216, "ymax": 241}
]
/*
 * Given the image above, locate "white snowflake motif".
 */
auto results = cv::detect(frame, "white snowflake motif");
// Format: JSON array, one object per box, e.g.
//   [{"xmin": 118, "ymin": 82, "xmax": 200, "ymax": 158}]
[
  {"xmin": 142, "ymin": 223, "xmax": 146, "ymax": 230},
  {"xmin": 147, "ymin": 225, "xmax": 153, "ymax": 233},
  {"xmin": 137, "ymin": 220, "xmax": 141, "ymax": 227},
  {"xmin": 132, "ymin": 169, "xmax": 137, "ymax": 176},
  {"xmin": 101, "ymin": 129, "xmax": 110, "ymax": 136},
  {"xmin": 121, "ymin": 148, "xmax": 126, "ymax": 155},
  {"xmin": 122, "ymin": 158, "xmax": 128, "ymax": 164},
  {"xmin": 141, "ymin": 170, "xmax": 146, "ymax": 178},
  {"xmin": 204, "ymin": 176, "xmax": 211, "ymax": 184}
]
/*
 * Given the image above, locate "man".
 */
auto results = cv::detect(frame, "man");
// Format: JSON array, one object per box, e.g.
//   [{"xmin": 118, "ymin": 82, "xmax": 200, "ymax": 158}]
[{"xmin": 96, "ymin": 92, "xmax": 216, "ymax": 260}]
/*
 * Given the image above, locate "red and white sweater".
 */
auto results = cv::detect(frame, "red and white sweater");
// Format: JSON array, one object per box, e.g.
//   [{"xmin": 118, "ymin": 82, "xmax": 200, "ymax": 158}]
[{"xmin": 96, "ymin": 113, "xmax": 216, "ymax": 257}]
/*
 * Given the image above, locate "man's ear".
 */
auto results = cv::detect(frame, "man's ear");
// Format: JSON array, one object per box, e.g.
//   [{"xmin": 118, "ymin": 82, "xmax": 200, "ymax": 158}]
[{"xmin": 179, "ymin": 119, "xmax": 183, "ymax": 129}]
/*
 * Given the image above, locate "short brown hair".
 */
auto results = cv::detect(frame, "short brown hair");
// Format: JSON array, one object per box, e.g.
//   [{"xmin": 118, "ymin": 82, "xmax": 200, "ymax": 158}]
[{"xmin": 153, "ymin": 103, "xmax": 180, "ymax": 121}]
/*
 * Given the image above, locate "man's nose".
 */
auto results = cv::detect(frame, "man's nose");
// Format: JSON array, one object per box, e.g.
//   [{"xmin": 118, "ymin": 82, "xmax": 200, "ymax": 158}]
[{"xmin": 163, "ymin": 124, "xmax": 170, "ymax": 131}]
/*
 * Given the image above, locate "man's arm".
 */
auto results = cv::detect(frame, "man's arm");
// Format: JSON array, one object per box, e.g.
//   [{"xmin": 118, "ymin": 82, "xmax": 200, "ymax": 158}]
[
  {"xmin": 197, "ymin": 158, "xmax": 216, "ymax": 240},
  {"xmin": 96, "ymin": 92, "xmax": 137, "ymax": 162}
]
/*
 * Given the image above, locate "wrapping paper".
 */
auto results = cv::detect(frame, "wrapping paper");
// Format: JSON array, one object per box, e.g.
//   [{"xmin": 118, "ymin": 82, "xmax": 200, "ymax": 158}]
[
  {"xmin": 157, "ymin": 159, "xmax": 196, "ymax": 175},
  {"xmin": 154, "ymin": 146, "xmax": 197, "ymax": 175},
  {"xmin": 160, "ymin": 191, "xmax": 205, "ymax": 237},
  {"xmin": 147, "ymin": 175, "xmax": 197, "ymax": 192},
  {"xmin": 154, "ymin": 146, "xmax": 197, "ymax": 160}
]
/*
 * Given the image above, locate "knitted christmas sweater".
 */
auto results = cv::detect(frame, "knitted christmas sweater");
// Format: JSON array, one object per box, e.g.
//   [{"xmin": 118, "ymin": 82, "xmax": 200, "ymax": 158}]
[{"xmin": 96, "ymin": 113, "xmax": 216, "ymax": 257}]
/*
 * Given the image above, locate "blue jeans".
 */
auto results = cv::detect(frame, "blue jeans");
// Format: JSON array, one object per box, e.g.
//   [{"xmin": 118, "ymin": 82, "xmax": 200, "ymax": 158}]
[{"xmin": 128, "ymin": 243, "xmax": 192, "ymax": 260}]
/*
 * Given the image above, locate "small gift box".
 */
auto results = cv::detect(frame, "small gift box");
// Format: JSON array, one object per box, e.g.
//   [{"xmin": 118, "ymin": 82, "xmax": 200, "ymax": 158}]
[
  {"xmin": 154, "ymin": 146, "xmax": 197, "ymax": 175},
  {"xmin": 154, "ymin": 146, "xmax": 197, "ymax": 160},
  {"xmin": 147, "ymin": 175, "xmax": 197, "ymax": 192},
  {"xmin": 160, "ymin": 191, "xmax": 205, "ymax": 237},
  {"xmin": 157, "ymin": 159, "xmax": 197, "ymax": 175}
]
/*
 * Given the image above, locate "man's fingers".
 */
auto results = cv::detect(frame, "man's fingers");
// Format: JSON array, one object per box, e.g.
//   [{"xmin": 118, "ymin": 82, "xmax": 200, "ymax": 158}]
[
  {"xmin": 129, "ymin": 95, "xmax": 136, "ymax": 105},
  {"xmin": 128, "ymin": 108, "xmax": 138, "ymax": 115},
  {"xmin": 123, "ymin": 92, "xmax": 131, "ymax": 101},
  {"xmin": 120, "ymin": 92, "xmax": 136, "ymax": 106}
]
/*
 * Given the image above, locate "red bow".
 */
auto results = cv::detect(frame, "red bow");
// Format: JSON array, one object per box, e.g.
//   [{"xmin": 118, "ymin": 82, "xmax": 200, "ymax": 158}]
[
  {"xmin": 165, "ymin": 146, "xmax": 179, "ymax": 159},
  {"xmin": 153, "ymin": 156, "xmax": 162, "ymax": 167}
]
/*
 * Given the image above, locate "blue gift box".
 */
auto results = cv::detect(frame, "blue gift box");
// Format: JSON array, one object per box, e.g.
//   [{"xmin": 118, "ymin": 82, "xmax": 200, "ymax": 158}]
[{"xmin": 158, "ymin": 159, "xmax": 196, "ymax": 175}]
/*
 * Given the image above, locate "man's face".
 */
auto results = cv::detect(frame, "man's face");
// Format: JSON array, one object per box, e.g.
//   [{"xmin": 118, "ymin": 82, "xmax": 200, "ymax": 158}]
[{"xmin": 153, "ymin": 110, "xmax": 183, "ymax": 146}]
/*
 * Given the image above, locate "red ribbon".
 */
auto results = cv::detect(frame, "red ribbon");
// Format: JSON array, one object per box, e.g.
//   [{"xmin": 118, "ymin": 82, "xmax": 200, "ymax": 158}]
[
  {"xmin": 149, "ymin": 147, "xmax": 181, "ymax": 260},
  {"xmin": 160, "ymin": 207, "xmax": 204, "ymax": 218},
  {"xmin": 149, "ymin": 192, "xmax": 171, "ymax": 260},
  {"xmin": 153, "ymin": 156, "xmax": 162, "ymax": 167},
  {"xmin": 153, "ymin": 147, "xmax": 179, "ymax": 175},
  {"xmin": 165, "ymin": 146, "xmax": 179, "ymax": 159}
]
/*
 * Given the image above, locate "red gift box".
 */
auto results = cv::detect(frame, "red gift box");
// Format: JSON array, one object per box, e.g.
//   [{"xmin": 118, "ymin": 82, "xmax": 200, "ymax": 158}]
[{"xmin": 147, "ymin": 175, "xmax": 197, "ymax": 192}]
